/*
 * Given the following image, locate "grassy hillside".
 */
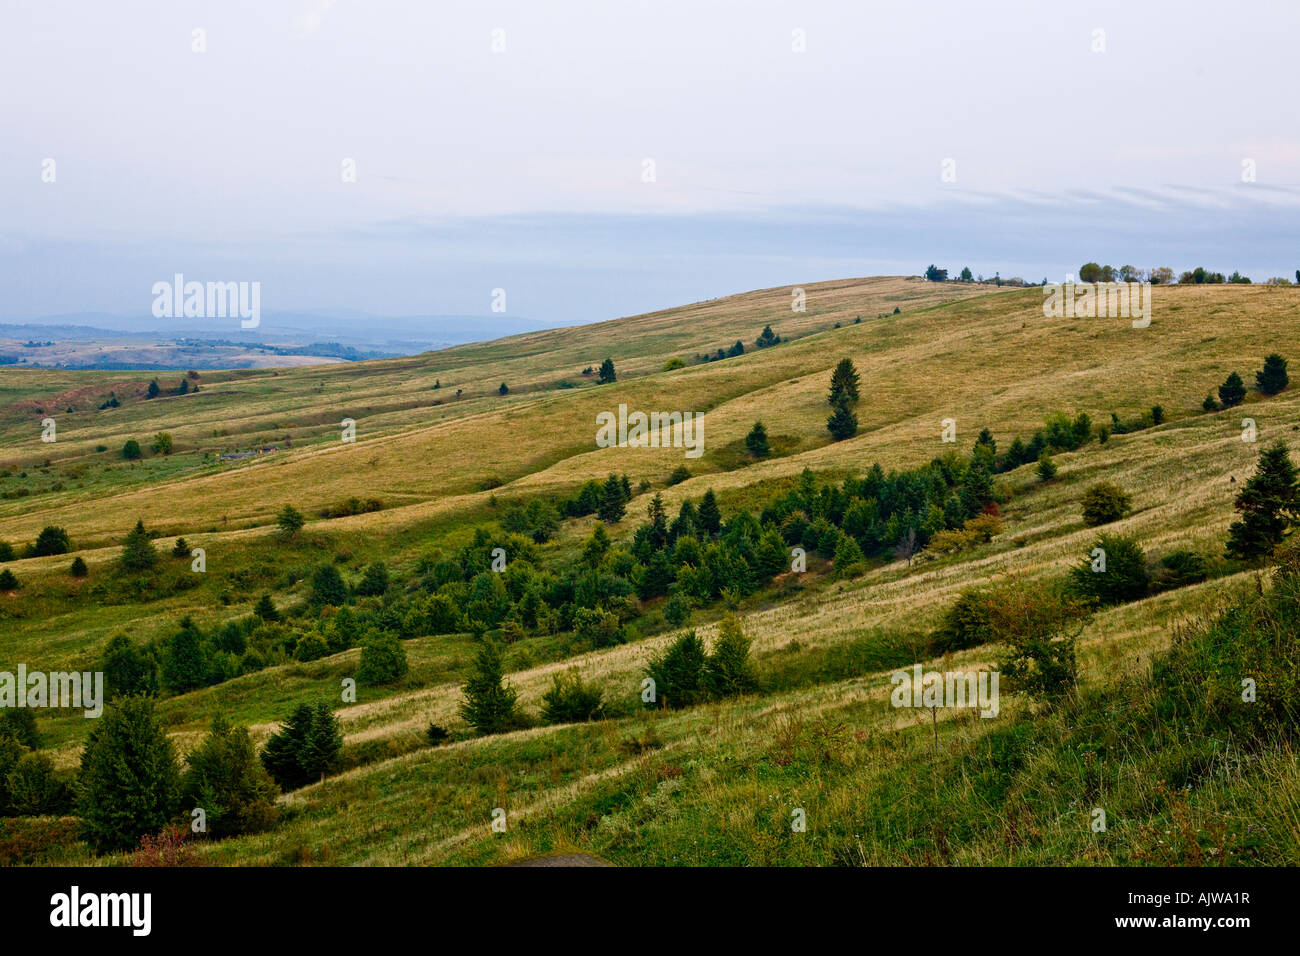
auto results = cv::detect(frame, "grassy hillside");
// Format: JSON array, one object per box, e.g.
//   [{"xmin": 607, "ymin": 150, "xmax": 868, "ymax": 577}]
[{"xmin": 1, "ymin": 276, "xmax": 1298, "ymax": 866}]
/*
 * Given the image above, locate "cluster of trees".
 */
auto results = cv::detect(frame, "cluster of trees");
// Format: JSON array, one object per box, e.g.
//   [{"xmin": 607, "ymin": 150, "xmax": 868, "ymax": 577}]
[
  {"xmin": 1203, "ymin": 355, "xmax": 1288, "ymax": 411},
  {"xmin": 145, "ymin": 376, "xmax": 199, "ymax": 399},
  {"xmin": 77, "ymin": 698, "xmax": 281, "ymax": 853},
  {"xmin": 456, "ymin": 613, "xmax": 759, "ymax": 736},
  {"xmin": 1078, "ymin": 263, "xmax": 1253, "ymax": 285},
  {"xmin": 696, "ymin": 326, "xmax": 782, "ymax": 363}
]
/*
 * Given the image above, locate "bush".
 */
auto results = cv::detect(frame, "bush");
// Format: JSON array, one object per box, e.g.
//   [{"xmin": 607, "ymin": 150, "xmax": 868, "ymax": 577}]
[
  {"xmin": 7, "ymin": 752, "xmax": 62, "ymax": 816},
  {"xmin": 932, "ymin": 587, "xmax": 997, "ymax": 653},
  {"xmin": 355, "ymin": 561, "xmax": 389, "ymax": 597},
  {"xmin": 1203, "ymin": 394, "xmax": 1220, "ymax": 412},
  {"xmin": 276, "ymin": 505, "xmax": 305, "ymax": 537},
  {"xmin": 666, "ymin": 465, "xmax": 691, "ymax": 486},
  {"xmin": 77, "ymin": 697, "xmax": 180, "ymax": 852},
  {"xmin": 0, "ymin": 541, "xmax": 12, "ymax": 562},
  {"xmin": 101, "ymin": 634, "xmax": 159, "ymax": 699},
  {"xmin": 0, "ymin": 569, "xmax": 17, "ymax": 592},
  {"xmin": 664, "ymin": 357, "xmax": 686, "ymax": 371},
  {"xmin": 181, "ymin": 715, "xmax": 279, "ymax": 838},
  {"xmin": 1068, "ymin": 533, "xmax": 1151, "ymax": 605},
  {"xmin": 310, "ymin": 563, "xmax": 348, "ymax": 606},
  {"xmin": 356, "ymin": 630, "xmax": 408, "ymax": 684},
  {"xmin": 260, "ymin": 703, "xmax": 342, "ymax": 791},
  {"xmin": 122, "ymin": 439, "xmax": 143, "ymax": 460},
  {"xmin": 991, "ymin": 579, "xmax": 1091, "ymax": 702},
  {"xmin": 458, "ymin": 641, "xmax": 521, "ymax": 735},
  {"xmin": 663, "ymin": 593, "xmax": 690, "ymax": 626},
  {"xmin": 1081, "ymin": 482, "xmax": 1132, "ymax": 526},
  {"xmin": 32, "ymin": 525, "xmax": 71, "ymax": 557},
  {"xmin": 426, "ymin": 724, "xmax": 450, "ymax": 746},
  {"xmin": 294, "ymin": 631, "xmax": 329, "ymax": 662},
  {"xmin": 0, "ymin": 709, "xmax": 40, "ymax": 750},
  {"xmin": 745, "ymin": 421, "xmax": 771, "ymax": 458},
  {"xmin": 69, "ymin": 556, "xmax": 88, "ymax": 578},
  {"xmin": 254, "ymin": 593, "xmax": 279, "ymax": 622},
  {"xmin": 1151, "ymin": 550, "xmax": 1209, "ymax": 592},
  {"xmin": 541, "ymin": 672, "xmax": 606, "ymax": 723},
  {"xmin": 573, "ymin": 605, "xmax": 624, "ymax": 647},
  {"xmin": 1036, "ymin": 453, "xmax": 1057, "ymax": 482},
  {"xmin": 645, "ymin": 631, "xmax": 708, "ymax": 709}
]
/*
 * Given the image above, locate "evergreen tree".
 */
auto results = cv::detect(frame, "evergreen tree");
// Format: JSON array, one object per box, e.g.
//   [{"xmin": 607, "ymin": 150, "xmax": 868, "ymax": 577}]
[
  {"xmin": 33, "ymin": 525, "xmax": 71, "ymax": 556},
  {"xmin": 598, "ymin": 473, "xmax": 628, "ymax": 522},
  {"xmin": 755, "ymin": 324, "xmax": 781, "ymax": 348},
  {"xmin": 261, "ymin": 703, "xmax": 341, "ymax": 791},
  {"xmin": 828, "ymin": 358, "xmax": 861, "ymax": 406},
  {"xmin": 1256, "ymin": 354, "xmax": 1289, "ymax": 395},
  {"xmin": 77, "ymin": 696, "xmax": 180, "ymax": 852},
  {"xmin": 697, "ymin": 489, "xmax": 722, "ymax": 536},
  {"xmin": 644, "ymin": 631, "xmax": 708, "ymax": 709},
  {"xmin": 276, "ymin": 504, "xmax": 305, "ymax": 537},
  {"xmin": 1226, "ymin": 441, "xmax": 1300, "ymax": 559},
  {"xmin": 171, "ymin": 537, "xmax": 190, "ymax": 558},
  {"xmin": 146, "ymin": 379, "xmax": 160, "ymax": 398},
  {"xmin": 745, "ymin": 420, "xmax": 771, "ymax": 457},
  {"xmin": 705, "ymin": 614, "xmax": 758, "ymax": 697},
  {"xmin": 254, "ymin": 592, "xmax": 280, "ymax": 622},
  {"xmin": 1037, "ymin": 453, "xmax": 1057, "ymax": 482},
  {"xmin": 458, "ymin": 641, "xmax": 520, "ymax": 735},
  {"xmin": 581, "ymin": 522, "xmax": 612, "ymax": 567},
  {"xmin": 498, "ymin": 382, "xmax": 509, "ymax": 395},
  {"xmin": 69, "ymin": 556, "xmax": 88, "ymax": 577},
  {"xmin": 122, "ymin": 438, "xmax": 142, "ymax": 460},
  {"xmin": 120, "ymin": 519, "xmax": 158, "ymax": 572},
  {"xmin": 0, "ymin": 569, "xmax": 19, "ymax": 591},
  {"xmin": 162, "ymin": 617, "xmax": 208, "ymax": 692},
  {"xmin": 597, "ymin": 358, "xmax": 617, "ymax": 384},
  {"xmin": 310, "ymin": 563, "xmax": 348, "ymax": 606},
  {"xmin": 181, "ymin": 714, "xmax": 279, "ymax": 837},
  {"xmin": 827, "ymin": 397, "xmax": 858, "ymax": 440},
  {"xmin": 1218, "ymin": 371, "xmax": 1247, "ymax": 408},
  {"xmin": 101, "ymin": 633, "xmax": 159, "ymax": 699}
]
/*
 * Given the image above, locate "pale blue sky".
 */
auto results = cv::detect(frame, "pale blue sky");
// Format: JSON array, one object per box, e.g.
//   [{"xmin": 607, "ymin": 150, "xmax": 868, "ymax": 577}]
[{"xmin": 2, "ymin": 0, "xmax": 1298, "ymax": 328}]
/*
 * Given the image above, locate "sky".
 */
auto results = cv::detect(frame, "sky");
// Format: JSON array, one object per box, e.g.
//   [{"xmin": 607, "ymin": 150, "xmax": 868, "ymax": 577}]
[{"xmin": 2, "ymin": 0, "xmax": 1298, "ymax": 331}]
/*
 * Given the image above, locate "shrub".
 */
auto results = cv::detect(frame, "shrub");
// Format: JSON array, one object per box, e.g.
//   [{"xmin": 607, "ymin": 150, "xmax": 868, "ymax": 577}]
[
  {"xmin": 459, "ymin": 641, "xmax": 521, "ymax": 735},
  {"xmin": 253, "ymin": 593, "xmax": 279, "ymax": 622},
  {"xmin": 663, "ymin": 357, "xmax": 686, "ymax": 371},
  {"xmin": 1151, "ymin": 550, "xmax": 1209, "ymax": 592},
  {"xmin": 541, "ymin": 672, "xmax": 606, "ymax": 723},
  {"xmin": 77, "ymin": 697, "xmax": 180, "ymax": 852},
  {"xmin": 0, "ymin": 541, "xmax": 12, "ymax": 562},
  {"xmin": 1203, "ymin": 394, "xmax": 1220, "ymax": 412},
  {"xmin": 645, "ymin": 631, "xmax": 708, "ymax": 709},
  {"xmin": 0, "ymin": 569, "xmax": 18, "ymax": 591},
  {"xmin": 32, "ymin": 525, "xmax": 71, "ymax": 557},
  {"xmin": 8, "ymin": 752, "xmax": 62, "ymax": 816},
  {"xmin": 573, "ymin": 606, "xmax": 624, "ymax": 648},
  {"xmin": 426, "ymin": 724, "xmax": 450, "ymax": 746},
  {"xmin": 356, "ymin": 630, "xmax": 408, "ymax": 684},
  {"xmin": 666, "ymin": 465, "xmax": 691, "ymax": 486},
  {"xmin": 181, "ymin": 715, "xmax": 279, "ymax": 838},
  {"xmin": 355, "ymin": 561, "xmax": 389, "ymax": 597},
  {"xmin": 310, "ymin": 563, "xmax": 348, "ymax": 606},
  {"xmin": 832, "ymin": 534, "xmax": 865, "ymax": 576},
  {"xmin": 1068, "ymin": 533, "xmax": 1150, "ymax": 605},
  {"xmin": 932, "ymin": 587, "xmax": 998, "ymax": 653},
  {"xmin": 122, "ymin": 439, "xmax": 143, "ymax": 460},
  {"xmin": 69, "ymin": 556, "xmax": 88, "ymax": 578},
  {"xmin": 663, "ymin": 593, "xmax": 690, "ymax": 626},
  {"xmin": 1081, "ymin": 482, "xmax": 1132, "ymax": 526},
  {"xmin": 991, "ymin": 579, "xmax": 1091, "ymax": 702},
  {"xmin": 294, "ymin": 631, "xmax": 329, "ymax": 662},
  {"xmin": 162, "ymin": 617, "xmax": 208, "ymax": 692},
  {"xmin": 151, "ymin": 432, "xmax": 173, "ymax": 455},
  {"xmin": 260, "ymin": 703, "xmax": 342, "ymax": 791}
]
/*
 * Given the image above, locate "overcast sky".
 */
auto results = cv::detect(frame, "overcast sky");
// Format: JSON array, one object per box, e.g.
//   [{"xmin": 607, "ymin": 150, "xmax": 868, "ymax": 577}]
[{"xmin": 2, "ymin": 0, "xmax": 1298, "ymax": 328}]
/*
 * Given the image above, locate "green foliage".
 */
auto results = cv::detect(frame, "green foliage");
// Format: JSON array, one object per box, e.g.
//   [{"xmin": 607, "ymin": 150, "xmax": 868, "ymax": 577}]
[
  {"xmin": 458, "ymin": 641, "xmax": 521, "ymax": 735},
  {"xmin": 0, "ymin": 569, "xmax": 17, "ymax": 591},
  {"xmin": 1036, "ymin": 453, "xmax": 1057, "ymax": 482},
  {"xmin": 663, "ymin": 593, "xmax": 690, "ymax": 626},
  {"xmin": 254, "ymin": 592, "xmax": 280, "ymax": 622},
  {"xmin": 356, "ymin": 629, "xmax": 408, "ymax": 684},
  {"xmin": 151, "ymin": 432, "xmax": 173, "ymax": 455},
  {"xmin": 33, "ymin": 525, "xmax": 71, "ymax": 557},
  {"xmin": 573, "ymin": 606, "xmax": 624, "ymax": 648},
  {"xmin": 597, "ymin": 358, "xmax": 616, "ymax": 384},
  {"xmin": 991, "ymin": 579, "xmax": 1091, "ymax": 702},
  {"xmin": 162, "ymin": 617, "xmax": 208, "ymax": 693},
  {"xmin": 755, "ymin": 324, "xmax": 781, "ymax": 348},
  {"xmin": 645, "ymin": 631, "xmax": 708, "ymax": 710},
  {"xmin": 0, "ymin": 709, "xmax": 40, "ymax": 750},
  {"xmin": 276, "ymin": 504, "xmax": 305, "ymax": 537},
  {"xmin": 541, "ymin": 671, "xmax": 605, "ymax": 723},
  {"xmin": 101, "ymin": 634, "xmax": 159, "ymax": 699},
  {"xmin": 356, "ymin": 561, "xmax": 390, "ymax": 597},
  {"xmin": 705, "ymin": 615, "xmax": 758, "ymax": 698},
  {"xmin": 598, "ymin": 473, "xmax": 628, "ymax": 523},
  {"xmin": 1226, "ymin": 440, "xmax": 1299, "ymax": 559},
  {"xmin": 77, "ymin": 696, "xmax": 180, "ymax": 852},
  {"xmin": 827, "ymin": 397, "xmax": 858, "ymax": 440},
  {"xmin": 697, "ymin": 489, "xmax": 721, "ymax": 536},
  {"xmin": 1068, "ymin": 533, "xmax": 1150, "ymax": 605},
  {"xmin": 932, "ymin": 587, "xmax": 997, "ymax": 653},
  {"xmin": 1081, "ymin": 482, "xmax": 1132, "ymax": 526},
  {"xmin": 828, "ymin": 358, "xmax": 860, "ymax": 406},
  {"xmin": 119, "ymin": 519, "xmax": 159, "ymax": 572},
  {"xmin": 310, "ymin": 563, "xmax": 348, "ymax": 606},
  {"xmin": 260, "ymin": 702, "xmax": 342, "ymax": 792},
  {"xmin": 1218, "ymin": 371, "xmax": 1247, "ymax": 408},
  {"xmin": 181, "ymin": 714, "xmax": 279, "ymax": 838},
  {"xmin": 745, "ymin": 420, "xmax": 771, "ymax": 458},
  {"xmin": 1256, "ymin": 353, "xmax": 1289, "ymax": 396},
  {"xmin": 1151, "ymin": 550, "xmax": 1209, "ymax": 592}
]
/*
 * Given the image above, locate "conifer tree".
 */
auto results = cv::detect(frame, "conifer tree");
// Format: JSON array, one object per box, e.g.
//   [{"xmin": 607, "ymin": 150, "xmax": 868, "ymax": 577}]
[
  {"xmin": 745, "ymin": 420, "xmax": 771, "ymax": 458},
  {"xmin": 1226, "ymin": 441, "xmax": 1300, "ymax": 559},
  {"xmin": 120, "ymin": 519, "xmax": 159, "ymax": 572},
  {"xmin": 828, "ymin": 358, "xmax": 861, "ymax": 406},
  {"xmin": 1256, "ymin": 354, "xmax": 1289, "ymax": 395},
  {"xmin": 458, "ymin": 641, "xmax": 520, "ymax": 735},
  {"xmin": 697, "ymin": 489, "xmax": 722, "ymax": 536}
]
